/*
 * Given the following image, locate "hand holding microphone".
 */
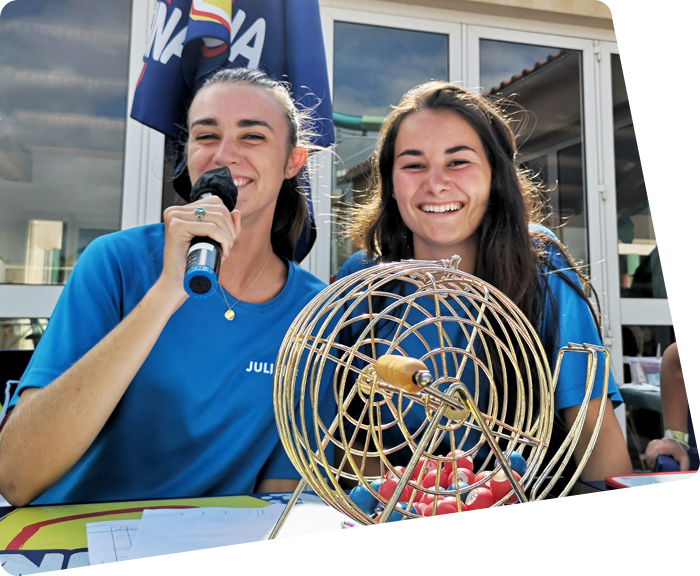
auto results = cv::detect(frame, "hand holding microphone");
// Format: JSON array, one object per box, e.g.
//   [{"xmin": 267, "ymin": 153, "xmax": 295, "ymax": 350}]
[{"xmin": 183, "ymin": 167, "xmax": 239, "ymax": 298}]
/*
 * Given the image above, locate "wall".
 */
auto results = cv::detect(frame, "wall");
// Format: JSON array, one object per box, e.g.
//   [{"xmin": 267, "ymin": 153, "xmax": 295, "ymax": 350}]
[{"xmin": 378, "ymin": 0, "xmax": 700, "ymax": 41}]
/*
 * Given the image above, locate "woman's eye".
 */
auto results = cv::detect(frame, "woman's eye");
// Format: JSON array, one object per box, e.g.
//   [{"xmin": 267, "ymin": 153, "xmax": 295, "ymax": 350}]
[
  {"xmin": 449, "ymin": 159, "xmax": 470, "ymax": 167},
  {"xmin": 243, "ymin": 133, "xmax": 265, "ymax": 141},
  {"xmin": 194, "ymin": 133, "xmax": 218, "ymax": 141},
  {"xmin": 402, "ymin": 163, "xmax": 424, "ymax": 170}
]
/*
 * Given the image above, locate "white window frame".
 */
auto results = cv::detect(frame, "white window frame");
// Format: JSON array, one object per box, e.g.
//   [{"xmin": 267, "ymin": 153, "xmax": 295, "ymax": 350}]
[
  {"xmin": 466, "ymin": 26, "xmax": 629, "ymax": 433},
  {"xmin": 0, "ymin": 0, "xmax": 164, "ymax": 320},
  {"xmin": 308, "ymin": 6, "xmax": 462, "ymax": 283},
  {"xmin": 597, "ymin": 41, "xmax": 673, "ymax": 376}
]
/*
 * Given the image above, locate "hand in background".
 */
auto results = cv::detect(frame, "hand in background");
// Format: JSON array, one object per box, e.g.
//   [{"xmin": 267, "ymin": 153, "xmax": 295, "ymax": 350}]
[{"xmin": 645, "ymin": 438, "xmax": 689, "ymax": 471}]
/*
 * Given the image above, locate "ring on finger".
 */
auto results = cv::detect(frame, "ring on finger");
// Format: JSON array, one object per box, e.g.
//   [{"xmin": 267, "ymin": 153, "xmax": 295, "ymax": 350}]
[{"xmin": 194, "ymin": 207, "xmax": 206, "ymax": 221}]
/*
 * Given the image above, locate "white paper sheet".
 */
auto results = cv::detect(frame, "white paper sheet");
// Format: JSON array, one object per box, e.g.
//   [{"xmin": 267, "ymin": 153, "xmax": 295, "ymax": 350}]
[
  {"xmin": 86, "ymin": 520, "xmax": 141, "ymax": 565},
  {"xmin": 235, "ymin": 504, "xmax": 390, "ymax": 576},
  {"xmin": 408, "ymin": 522, "xmax": 664, "ymax": 576},
  {"xmin": 95, "ymin": 503, "xmax": 663, "ymax": 576},
  {"xmin": 127, "ymin": 505, "xmax": 286, "ymax": 560}
]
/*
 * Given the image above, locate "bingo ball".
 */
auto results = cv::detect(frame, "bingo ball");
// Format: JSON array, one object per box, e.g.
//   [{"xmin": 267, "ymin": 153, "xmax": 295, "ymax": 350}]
[
  {"xmin": 446, "ymin": 450, "xmax": 474, "ymax": 472},
  {"xmin": 370, "ymin": 478, "xmax": 384, "ymax": 493},
  {"xmin": 411, "ymin": 456, "xmax": 438, "ymax": 480},
  {"xmin": 465, "ymin": 487, "xmax": 496, "ymax": 511},
  {"xmin": 507, "ymin": 451, "xmax": 527, "ymax": 477},
  {"xmin": 386, "ymin": 466, "xmax": 406, "ymax": 481},
  {"xmin": 447, "ymin": 481, "xmax": 471, "ymax": 501},
  {"xmin": 490, "ymin": 470, "xmax": 522, "ymax": 504},
  {"xmin": 474, "ymin": 471, "xmax": 491, "ymax": 486},
  {"xmin": 446, "ymin": 467, "xmax": 475, "ymax": 487},
  {"xmin": 349, "ymin": 485, "xmax": 378, "ymax": 515},
  {"xmin": 378, "ymin": 478, "xmax": 414, "ymax": 503},
  {"xmin": 421, "ymin": 469, "xmax": 450, "ymax": 489}
]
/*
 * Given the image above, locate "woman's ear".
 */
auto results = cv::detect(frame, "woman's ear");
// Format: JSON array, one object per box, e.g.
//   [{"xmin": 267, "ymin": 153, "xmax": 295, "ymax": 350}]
[{"xmin": 285, "ymin": 146, "xmax": 308, "ymax": 179}]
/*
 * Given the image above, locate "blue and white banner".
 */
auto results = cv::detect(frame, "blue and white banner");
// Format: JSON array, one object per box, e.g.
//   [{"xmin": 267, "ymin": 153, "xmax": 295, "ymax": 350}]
[{"xmin": 131, "ymin": 0, "xmax": 334, "ymax": 145}]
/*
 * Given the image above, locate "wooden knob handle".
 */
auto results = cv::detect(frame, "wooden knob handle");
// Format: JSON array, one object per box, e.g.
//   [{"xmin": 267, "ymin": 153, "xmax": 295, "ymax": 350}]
[{"xmin": 375, "ymin": 355, "xmax": 429, "ymax": 394}]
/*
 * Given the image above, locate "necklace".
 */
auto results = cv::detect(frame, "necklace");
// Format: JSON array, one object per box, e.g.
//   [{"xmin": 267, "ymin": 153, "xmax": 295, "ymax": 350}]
[{"xmin": 219, "ymin": 250, "xmax": 273, "ymax": 321}]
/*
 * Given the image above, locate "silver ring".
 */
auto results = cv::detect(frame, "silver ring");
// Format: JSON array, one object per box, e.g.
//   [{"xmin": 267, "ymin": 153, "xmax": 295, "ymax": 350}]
[{"xmin": 194, "ymin": 207, "xmax": 206, "ymax": 221}]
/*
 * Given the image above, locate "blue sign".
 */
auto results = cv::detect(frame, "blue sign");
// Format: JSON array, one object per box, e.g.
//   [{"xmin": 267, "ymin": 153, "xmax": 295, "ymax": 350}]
[{"xmin": 132, "ymin": 0, "xmax": 333, "ymax": 144}]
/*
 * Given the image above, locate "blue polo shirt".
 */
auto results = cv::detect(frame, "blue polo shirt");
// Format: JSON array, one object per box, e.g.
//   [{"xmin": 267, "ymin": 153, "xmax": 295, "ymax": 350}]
[
  {"xmin": 12, "ymin": 224, "xmax": 329, "ymax": 505},
  {"xmin": 334, "ymin": 225, "xmax": 622, "ymax": 455}
]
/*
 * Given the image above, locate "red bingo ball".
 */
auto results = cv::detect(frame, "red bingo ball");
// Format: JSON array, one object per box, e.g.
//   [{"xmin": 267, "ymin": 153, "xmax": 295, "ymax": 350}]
[
  {"xmin": 465, "ymin": 487, "xmax": 496, "ymax": 511},
  {"xmin": 385, "ymin": 466, "xmax": 406, "ymax": 482},
  {"xmin": 421, "ymin": 469, "xmax": 449, "ymax": 489},
  {"xmin": 447, "ymin": 467, "xmax": 475, "ymax": 487},
  {"xmin": 420, "ymin": 492, "xmax": 445, "ymax": 507},
  {"xmin": 434, "ymin": 500, "xmax": 458, "ymax": 515},
  {"xmin": 447, "ymin": 450, "xmax": 474, "ymax": 472},
  {"xmin": 490, "ymin": 470, "xmax": 522, "ymax": 504},
  {"xmin": 378, "ymin": 479, "xmax": 398, "ymax": 501},
  {"xmin": 378, "ymin": 478, "xmax": 414, "ymax": 503},
  {"xmin": 411, "ymin": 457, "xmax": 438, "ymax": 480},
  {"xmin": 474, "ymin": 471, "xmax": 491, "ymax": 486}
]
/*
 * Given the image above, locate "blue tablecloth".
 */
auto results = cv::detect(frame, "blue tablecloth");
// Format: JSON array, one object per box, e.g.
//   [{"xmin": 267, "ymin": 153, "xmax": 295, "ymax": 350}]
[{"xmin": 546, "ymin": 482, "xmax": 700, "ymax": 576}]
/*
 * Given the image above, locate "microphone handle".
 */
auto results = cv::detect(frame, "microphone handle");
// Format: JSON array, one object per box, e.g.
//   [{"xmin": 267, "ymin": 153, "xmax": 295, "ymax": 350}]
[{"xmin": 183, "ymin": 193, "xmax": 222, "ymax": 298}]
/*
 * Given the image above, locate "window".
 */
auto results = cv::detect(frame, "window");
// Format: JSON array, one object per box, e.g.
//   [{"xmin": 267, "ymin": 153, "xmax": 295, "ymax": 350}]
[
  {"xmin": 0, "ymin": 0, "xmax": 132, "ymax": 285},
  {"xmin": 480, "ymin": 39, "xmax": 588, "ymax": 264},
  {"xmin": 0, "ymin": 317, "xmax": 48, "ymax": 350},
  {"xmin": 611, "ymin": 54, "xmax": 700, "ymax": 299},
  {"xmin": 330, "ymin": 21, "xmax": 449, "ymax": 276}
]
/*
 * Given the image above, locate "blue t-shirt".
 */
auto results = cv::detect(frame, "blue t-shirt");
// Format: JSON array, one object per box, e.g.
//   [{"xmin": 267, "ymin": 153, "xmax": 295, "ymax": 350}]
[
  {"xmin": 12, "ymin": 224, "xmax": 328, "ymax": 505},
  {"xmin": 334, "ymin": 225, "xmax": 622, "ymax": 455}
]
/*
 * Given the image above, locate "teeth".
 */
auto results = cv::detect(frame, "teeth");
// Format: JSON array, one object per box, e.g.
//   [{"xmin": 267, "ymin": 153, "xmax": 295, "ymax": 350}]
[
  {"xmin": 420, "ymin": 203, "xmax": 462, "ymax": 213},
  {"xmin": 233, "ymin": 178, "xmax": 250, "ymax": 187}
]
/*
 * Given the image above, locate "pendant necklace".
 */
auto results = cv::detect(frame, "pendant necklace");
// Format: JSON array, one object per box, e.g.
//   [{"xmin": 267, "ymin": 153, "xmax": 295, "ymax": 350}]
[{"xmin": 219, "ymin": 249, "xmax": 273, "ymax": 321}]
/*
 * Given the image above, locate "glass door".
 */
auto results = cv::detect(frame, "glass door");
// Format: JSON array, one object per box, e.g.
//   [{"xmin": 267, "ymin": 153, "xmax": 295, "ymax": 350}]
[{"xmin": 318, "ymin": 7, "xmax": 462, "ymax": 282}]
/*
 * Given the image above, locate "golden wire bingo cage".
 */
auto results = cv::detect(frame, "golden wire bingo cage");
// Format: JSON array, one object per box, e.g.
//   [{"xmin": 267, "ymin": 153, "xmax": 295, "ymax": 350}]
[{"xmin": 270, "ymin": 256, "xmax": 610, "ymax": 532}]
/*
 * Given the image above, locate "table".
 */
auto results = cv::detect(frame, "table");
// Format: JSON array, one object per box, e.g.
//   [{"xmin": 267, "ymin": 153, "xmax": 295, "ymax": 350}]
[
  {"xmin": 0, "ymin": 482, "xmax": 700, "ymax": 576},
  {"xmin": 546, "ymin": 482, "xmax": 700, "ymax": 576},
  {"xmin": 618, "ymin": 384, "xmax": 661, "ymax": 413}
]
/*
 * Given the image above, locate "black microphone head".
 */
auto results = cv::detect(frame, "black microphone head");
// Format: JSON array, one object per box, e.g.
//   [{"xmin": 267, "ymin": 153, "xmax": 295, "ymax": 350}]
[{"xmin": 189, "ymin": 166, "xmax": 238, "ymax": 211}]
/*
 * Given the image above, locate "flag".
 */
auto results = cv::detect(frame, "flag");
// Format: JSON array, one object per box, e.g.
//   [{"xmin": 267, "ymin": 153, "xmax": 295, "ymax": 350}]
[{"xmin": 130, "ymin": 0, "xmax": 335, "ymax": 261}]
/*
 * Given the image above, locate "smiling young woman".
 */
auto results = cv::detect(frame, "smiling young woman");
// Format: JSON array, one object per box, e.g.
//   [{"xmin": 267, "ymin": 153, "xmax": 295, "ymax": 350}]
[
  {"xmin": 339, "ymin": 81, "xmax": 632, "ymax": 483},
  {"xmin": 0, "ymin": 69, "xmax": 332, "ymax": 507}
]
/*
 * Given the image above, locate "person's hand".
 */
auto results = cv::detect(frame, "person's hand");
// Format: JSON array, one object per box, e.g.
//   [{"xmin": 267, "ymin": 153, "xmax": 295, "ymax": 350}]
[
  {"xmin": 644, "ymin": 438, "xmax": 690, "ymax": 471},
  {"xmin": 159, "ymin": 196, "xmax": 241, "ymax": 302}
]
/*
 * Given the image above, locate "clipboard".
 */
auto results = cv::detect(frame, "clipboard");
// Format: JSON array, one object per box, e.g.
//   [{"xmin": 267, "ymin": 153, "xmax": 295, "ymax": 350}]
[{"xmin": 605, "ymin": 472, "xmax": 700, "ymax": 520}]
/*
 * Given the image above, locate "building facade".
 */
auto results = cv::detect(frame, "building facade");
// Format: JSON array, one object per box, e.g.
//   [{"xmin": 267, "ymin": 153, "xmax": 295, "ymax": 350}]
[{"xmin": 0, "ymin": 0, "xmax": 672, "ymax": 399}]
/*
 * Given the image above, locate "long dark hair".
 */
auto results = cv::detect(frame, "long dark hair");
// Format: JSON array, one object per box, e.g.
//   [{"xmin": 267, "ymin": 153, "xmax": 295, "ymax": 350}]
[
  {"xmin": 190, "ymin": 68, "xmax": 317, "ymax": 261},
  {"xmin": 347, "ymin": 81, "xmax": 600, "ymax": 345}
]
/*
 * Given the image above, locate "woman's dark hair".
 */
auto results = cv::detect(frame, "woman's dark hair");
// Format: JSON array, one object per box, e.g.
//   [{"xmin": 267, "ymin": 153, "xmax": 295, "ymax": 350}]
[
  {"xmin": 347, "ymin": 80, "xmax": 600, "ymax": 343},
  {"xmin": 343, "ymin": 82, "xmax": 604, "ymax": 476},
  {"xmin": 189, "ymin": 67, "xmax": 316, "ymax": 261}
]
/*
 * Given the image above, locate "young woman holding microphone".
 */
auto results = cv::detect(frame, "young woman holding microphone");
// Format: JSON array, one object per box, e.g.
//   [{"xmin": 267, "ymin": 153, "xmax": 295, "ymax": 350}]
[{"xmin": 0, "ymin": 69, "xmax": 331, "ymax": 506}]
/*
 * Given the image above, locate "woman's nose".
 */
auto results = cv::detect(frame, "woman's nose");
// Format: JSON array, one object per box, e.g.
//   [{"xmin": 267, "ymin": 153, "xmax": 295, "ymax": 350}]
[
  {"xmin": 213, "ymin": 137, "xmax": 241, "ymax": 166},
  {"xmin": 425, "ymin": 168, "xmax": 450, "ymax": 194}
]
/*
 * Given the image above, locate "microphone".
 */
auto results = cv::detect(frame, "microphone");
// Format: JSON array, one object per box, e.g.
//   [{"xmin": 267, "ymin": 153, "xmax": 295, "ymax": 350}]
[{"xmin": 183, "ymin": 167, "xmax": 238, "ymax": 298}]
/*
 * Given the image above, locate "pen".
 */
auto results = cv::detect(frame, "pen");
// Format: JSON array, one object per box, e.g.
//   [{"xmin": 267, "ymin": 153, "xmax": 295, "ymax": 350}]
[{"xmin": 340, "ymin": 520, "xmax": 434, "ymax": 570}]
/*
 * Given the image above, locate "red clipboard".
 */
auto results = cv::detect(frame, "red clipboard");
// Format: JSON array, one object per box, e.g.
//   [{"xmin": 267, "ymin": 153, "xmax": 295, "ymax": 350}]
[{"xmin": 605, "ymin": 472, "xmax": 700, "ymax": 520}]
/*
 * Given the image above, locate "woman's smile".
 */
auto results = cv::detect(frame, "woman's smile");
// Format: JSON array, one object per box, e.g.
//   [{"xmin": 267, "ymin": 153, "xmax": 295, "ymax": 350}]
[{"xmin": 418, "ymin": 202, "xmax": 464, "ymax": 213}]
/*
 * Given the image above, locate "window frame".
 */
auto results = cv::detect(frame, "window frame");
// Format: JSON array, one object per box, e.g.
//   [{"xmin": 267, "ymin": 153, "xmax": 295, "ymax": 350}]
[
  {"xmin": 311, "ymin": 6, "xmax": 463, "ymax": 283},
  {"xmin": 598, "ymin": 40, "xmax": 673, "ymax": 377},
  {"xmin": 0, "ymin": 0, "xmax": 161, "ymax": 320}
]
